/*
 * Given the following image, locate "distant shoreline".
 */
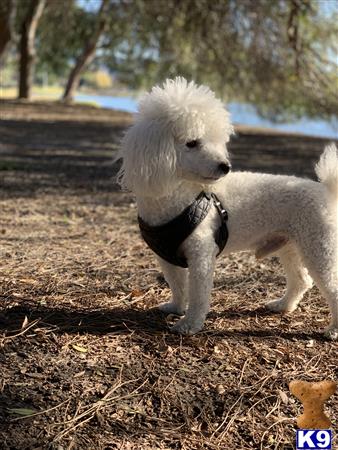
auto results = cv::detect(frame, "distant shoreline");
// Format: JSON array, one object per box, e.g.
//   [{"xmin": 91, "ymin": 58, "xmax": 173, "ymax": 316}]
[{"xmin": 1, "ymin": 88, "xmax": 337, "ymax": 139}]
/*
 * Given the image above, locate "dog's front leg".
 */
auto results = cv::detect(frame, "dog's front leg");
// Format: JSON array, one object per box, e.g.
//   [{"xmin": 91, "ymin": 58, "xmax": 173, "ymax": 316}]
[
  {"xmin": 157, "ymin": 257, "xmax": 188, "ymax": 315},
  {"xmin": 171, "ymin": 237, "xmax": 217, "ymax": 335}
]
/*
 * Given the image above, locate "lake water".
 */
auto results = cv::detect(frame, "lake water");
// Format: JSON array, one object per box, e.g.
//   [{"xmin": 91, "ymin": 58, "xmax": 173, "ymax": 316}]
[{"xmin": 75, "ymin": 93, "xmax": 338, "ymax": 139}]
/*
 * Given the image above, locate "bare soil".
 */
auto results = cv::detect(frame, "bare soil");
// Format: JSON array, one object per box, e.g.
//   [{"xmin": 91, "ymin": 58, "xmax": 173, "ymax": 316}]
[{"xmin": 0, "ymin": 99, "xmax": 337, "ymax": 450}]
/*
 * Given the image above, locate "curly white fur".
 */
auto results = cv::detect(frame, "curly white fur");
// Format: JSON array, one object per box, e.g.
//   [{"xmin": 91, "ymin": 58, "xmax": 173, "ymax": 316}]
[{"xmin": 117, "ymin": 77, "xmax": 338, "ymax": 340}]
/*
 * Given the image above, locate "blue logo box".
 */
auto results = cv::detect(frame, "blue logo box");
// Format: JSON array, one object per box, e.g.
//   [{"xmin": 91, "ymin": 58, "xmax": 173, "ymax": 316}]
[{"xmin": 296, "ymin": 430, "xmax": 332, "ymax": 450}]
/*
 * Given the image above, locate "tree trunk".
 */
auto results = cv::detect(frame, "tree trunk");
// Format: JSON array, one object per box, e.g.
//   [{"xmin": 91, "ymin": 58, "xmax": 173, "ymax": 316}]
[
  {"xmin": 62, "ymin": 0, "xmax": 109, "ymax": 103},
  {"xmin": 0, "ymin": 0, "xmax": 17, "ymax": 64},
  {"xmin": 18, "ymin": 0, "xmax": 46, "ymax": 99}
]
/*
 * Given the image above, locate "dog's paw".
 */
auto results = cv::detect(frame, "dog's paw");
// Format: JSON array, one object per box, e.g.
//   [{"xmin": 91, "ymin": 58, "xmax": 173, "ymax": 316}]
[
  {"xmin": 265, "ymin": 297, "xmax": 297, "ymax": 313},
  {"xmin": 324, "ymin": 326, "xmax": 338, "ymax": 341},
  {"xmin": 170, "ymin": 317, "xmax": 204, "ymax": 335},
  {"xmin": 158, "ymin": 301, "xmax": 185, "ymax": 316}
]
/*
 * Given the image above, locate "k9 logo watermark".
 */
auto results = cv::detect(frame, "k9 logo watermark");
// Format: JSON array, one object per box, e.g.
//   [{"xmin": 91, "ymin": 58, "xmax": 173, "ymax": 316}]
[{"xmin": 296, "ymin": 430, "xmax": 332, "ymax": 450}]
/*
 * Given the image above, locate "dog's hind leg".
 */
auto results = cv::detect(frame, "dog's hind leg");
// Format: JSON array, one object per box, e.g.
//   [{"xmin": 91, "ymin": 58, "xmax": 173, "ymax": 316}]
[
  {"xmin": 297, "ymin": 228, "xmax": 338, "ymax": 340},
  {"xmin": 157, "ymin": 258, "xmax": 188, "ymax": 316},
  {"xmin": 266, "ymin": 245, "xmax": 313, "ymax": 313}
]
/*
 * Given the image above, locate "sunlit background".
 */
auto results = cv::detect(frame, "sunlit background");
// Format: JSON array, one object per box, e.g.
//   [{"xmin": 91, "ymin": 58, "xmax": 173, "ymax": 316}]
[{"xmin": 1, "ymin": 0, "xmax": 337, "ymax": 137}]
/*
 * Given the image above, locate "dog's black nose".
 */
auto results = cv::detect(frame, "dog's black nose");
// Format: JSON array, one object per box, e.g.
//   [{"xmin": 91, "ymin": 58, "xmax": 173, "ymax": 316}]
[{"xmin": 218, "ymin": 162, "xmax": 231, "ymax": 175}]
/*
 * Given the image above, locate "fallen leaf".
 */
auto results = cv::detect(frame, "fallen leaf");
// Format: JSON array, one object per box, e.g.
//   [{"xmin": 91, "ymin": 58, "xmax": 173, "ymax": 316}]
[
  {"xmin": 21, "ymin": 316, "xmax": 29, "ymax": 330},
  {"xmin": 306, "ymin": 339, "xmax": 314, "ymax": 348},
  {"xmin": 71, "ymin": 344, "xmax": 88, "ymax": 353},
  {"xmin": 19, "ymin": 279, "xmax": 37, "ymax": 285},
  {"xmin": 7, "ymin": 408, "xmax": 36, "ymax": 416},
  {"xmin": 130, "ymin": 289, "xmax": 143, "ymax": 297},
  {"xmin": 179, "ymin": 367, "xmax": 191, "ymax": 372},
  {"xmin": 96, "ymin": 410, "xmax": 104, "ymax": 426},
  {"xmin": 278, "ymin": 390, "xmax": 289, "ymax": 405},
  {"xmin": 74, "ymin": 371, "xmax": 86, "ymax": 378},
  {"xmin": 267, "ymin": 435, "xmax": 275, "ymax": 444}
]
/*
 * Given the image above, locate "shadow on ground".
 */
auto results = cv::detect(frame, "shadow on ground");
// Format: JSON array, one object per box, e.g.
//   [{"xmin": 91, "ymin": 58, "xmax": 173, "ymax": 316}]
[
  {"xmin": 0, "ymin": 301, "xmax": 325, "ymax": 343},
  {"xmin": 1, "ymin": 101, "xmax": 336, "ymax": 199},
  {"xmin": 0, "ymin": 117, "xmax": 125, "ymax": 197}
]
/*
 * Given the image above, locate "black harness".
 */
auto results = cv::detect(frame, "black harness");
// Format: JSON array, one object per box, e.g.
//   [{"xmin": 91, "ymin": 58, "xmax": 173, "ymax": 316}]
[{"xmin": 138, "ymin": 192, "xmax": 228, "ymax": 268}]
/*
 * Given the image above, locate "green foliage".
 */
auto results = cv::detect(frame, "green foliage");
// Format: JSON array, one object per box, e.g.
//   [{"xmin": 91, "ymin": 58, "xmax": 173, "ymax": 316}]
[
  {"xmin": 103, "ymin": 0, "xmax": 338, "ymax": 120},
  {"xmin": 35, "ymin": 1, "xmax": 96, "ymax": 78},
  {"xmin": 0, "ymin": 55, "xmax": 17, "ymax": 86},
  {"xmin": 8, "ymin": 0, "xmax": 338, "ymax": 120}
]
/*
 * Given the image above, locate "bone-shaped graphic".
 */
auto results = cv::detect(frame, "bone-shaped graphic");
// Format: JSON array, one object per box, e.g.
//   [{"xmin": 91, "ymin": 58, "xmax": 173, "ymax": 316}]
[{"xmin": 289, "ymin": 380, "xmax": 337, "ymax": 429}]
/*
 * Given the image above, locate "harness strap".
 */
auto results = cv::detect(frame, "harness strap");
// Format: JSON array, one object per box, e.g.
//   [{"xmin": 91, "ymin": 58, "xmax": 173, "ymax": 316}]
[
  {"xmin": 138, "ymin": 192, "xmax": 228, "ymax": 268},
  {"xmin": 209, "ymin": 192, "xmax": 229, "ymax": 258}
]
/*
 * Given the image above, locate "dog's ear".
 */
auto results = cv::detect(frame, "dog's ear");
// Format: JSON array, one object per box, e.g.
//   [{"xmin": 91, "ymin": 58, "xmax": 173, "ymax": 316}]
[{"xmin": 117, "ymin": 120, "xmax": 176, "ymax": 196}]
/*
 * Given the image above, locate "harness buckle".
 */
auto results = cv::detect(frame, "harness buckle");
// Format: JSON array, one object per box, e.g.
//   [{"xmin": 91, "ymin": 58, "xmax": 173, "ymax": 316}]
[{"xmin": 210, "ymin": 195, "xmax": 228, "ymax": 222}]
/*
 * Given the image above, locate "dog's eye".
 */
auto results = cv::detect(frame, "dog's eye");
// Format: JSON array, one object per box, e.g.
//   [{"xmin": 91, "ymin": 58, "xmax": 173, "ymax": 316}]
[{"xmin": 186, "ymin": 140, "xmax": 199, "ymax": 148}]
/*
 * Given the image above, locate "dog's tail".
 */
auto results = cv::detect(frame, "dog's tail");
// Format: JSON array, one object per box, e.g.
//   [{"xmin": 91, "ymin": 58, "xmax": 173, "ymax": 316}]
[{"xmin": 315, "ymin": 143, "xmax": 338, "ymax": 202}]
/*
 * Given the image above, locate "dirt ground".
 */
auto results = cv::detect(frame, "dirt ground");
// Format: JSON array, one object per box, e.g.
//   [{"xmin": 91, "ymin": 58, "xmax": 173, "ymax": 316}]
[{"xmin": 0, "ymin": 99, "xmax": 337, "ymax": 450}]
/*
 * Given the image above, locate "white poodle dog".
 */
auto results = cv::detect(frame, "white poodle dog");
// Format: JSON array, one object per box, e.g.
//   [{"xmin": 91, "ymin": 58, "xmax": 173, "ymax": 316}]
[{"xmin": 117, "ymin": 77, "xmax": 338, "ymax": 340}]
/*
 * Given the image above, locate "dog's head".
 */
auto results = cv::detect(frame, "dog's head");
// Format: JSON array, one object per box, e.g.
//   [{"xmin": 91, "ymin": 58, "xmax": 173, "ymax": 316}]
[{"xmin": 117, "ymin": 77, "xmax": 233, "ymax": 197}]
